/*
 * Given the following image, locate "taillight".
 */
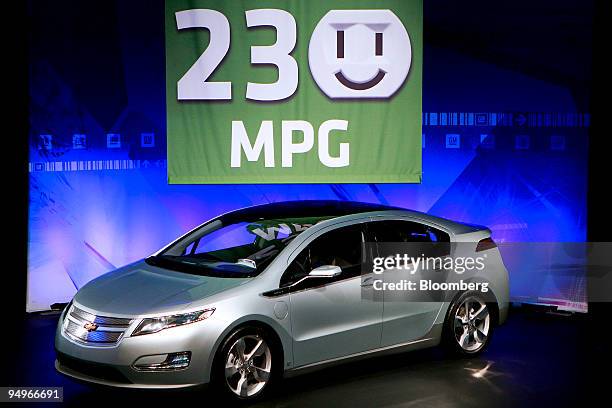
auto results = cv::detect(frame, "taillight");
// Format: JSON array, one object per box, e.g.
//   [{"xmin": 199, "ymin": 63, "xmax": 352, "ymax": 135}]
[{"xmin": 476, "ymin": 237, "xmax": 497, "ymax": 252}]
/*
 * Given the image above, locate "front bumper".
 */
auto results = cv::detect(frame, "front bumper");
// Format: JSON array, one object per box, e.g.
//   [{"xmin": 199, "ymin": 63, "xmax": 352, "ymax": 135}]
[
  {"xmin": 54, "ymin": 354, "xmax": 201, "ymax": 389},
  {"xmin": 54, "ymin": 309, "xmax": 219, "ymax": 388}
]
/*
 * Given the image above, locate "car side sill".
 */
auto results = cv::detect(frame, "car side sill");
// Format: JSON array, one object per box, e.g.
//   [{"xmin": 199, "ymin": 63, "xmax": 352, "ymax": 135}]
[{"xmin": 284, "ymin": 330, "xmax": 441, "ymax": 378}]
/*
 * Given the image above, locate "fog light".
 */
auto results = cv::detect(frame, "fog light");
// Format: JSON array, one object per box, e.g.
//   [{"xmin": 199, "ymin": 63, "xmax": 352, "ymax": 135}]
[{"xmin": 133, "ymin": 352, "xmax": 191, "ymax": 371}]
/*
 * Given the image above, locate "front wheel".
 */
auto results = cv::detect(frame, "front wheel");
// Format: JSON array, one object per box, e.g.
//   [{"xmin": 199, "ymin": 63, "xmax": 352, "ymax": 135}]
[
  {"xmin": 444, "ymin": 291, "xmax": 493, "ymax": 355},
  {"xmin": 214, "ymin": 327, "xmax": 276, "ymax": 401}
]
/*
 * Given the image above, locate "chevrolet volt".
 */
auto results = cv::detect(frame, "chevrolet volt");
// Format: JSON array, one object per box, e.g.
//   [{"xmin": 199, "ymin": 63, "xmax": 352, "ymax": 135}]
[{"xmin": 55, "ymin": 200, "xmax": 509, "ymax": 401}]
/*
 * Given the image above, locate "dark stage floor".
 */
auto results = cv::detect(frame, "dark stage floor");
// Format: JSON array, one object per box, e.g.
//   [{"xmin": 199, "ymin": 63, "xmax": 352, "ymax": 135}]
[{"xmin": 6, "ymin": 306, "xmax": 608, "ymax": 407}]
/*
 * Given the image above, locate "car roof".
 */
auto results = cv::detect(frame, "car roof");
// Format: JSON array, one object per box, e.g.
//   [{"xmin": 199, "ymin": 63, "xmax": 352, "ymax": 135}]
[
  {"xmin": 220, "ymin": 200, "xmax": 402, "ymax": 222},
  {"xmin": 219, "ymin": 200, "xmax": 486, "ymax": 235}
]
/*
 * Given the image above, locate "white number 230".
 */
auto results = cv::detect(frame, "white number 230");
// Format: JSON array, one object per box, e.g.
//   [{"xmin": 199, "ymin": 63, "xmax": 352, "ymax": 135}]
[{"xmin": 175, "ymin": 9, "xmax": 298, "ymax": 102}]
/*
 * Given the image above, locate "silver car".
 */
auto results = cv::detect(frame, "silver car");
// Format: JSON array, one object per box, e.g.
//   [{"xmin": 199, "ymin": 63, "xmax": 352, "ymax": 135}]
[{"xmin": 55, "ymin": 200, "xmax": 509, "ymax": 401}]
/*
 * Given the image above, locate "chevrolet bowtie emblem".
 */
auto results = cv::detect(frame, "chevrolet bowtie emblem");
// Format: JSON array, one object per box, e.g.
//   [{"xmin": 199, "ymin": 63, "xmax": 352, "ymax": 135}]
[{"xmin": 83, "ymin": 322, "xmax": 99, "ymax": 332}]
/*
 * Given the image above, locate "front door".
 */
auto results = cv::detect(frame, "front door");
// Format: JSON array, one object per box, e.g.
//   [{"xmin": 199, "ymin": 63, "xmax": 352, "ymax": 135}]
[{"xmin": 281, "ymin": 222, "xmax": 383, "ymax": 367}]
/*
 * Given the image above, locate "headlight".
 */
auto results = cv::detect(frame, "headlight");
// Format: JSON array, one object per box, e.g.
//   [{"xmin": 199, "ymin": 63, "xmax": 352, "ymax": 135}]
[{"xmin": 131, "ymin": 308, "xmax": 215, "ymax": 336}]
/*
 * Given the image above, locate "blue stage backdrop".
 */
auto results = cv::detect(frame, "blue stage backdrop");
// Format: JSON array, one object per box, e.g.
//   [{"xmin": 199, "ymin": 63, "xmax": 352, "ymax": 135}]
[{"xmin": 27, "ymin": 0, "xmax": 590, "ymax": 311}]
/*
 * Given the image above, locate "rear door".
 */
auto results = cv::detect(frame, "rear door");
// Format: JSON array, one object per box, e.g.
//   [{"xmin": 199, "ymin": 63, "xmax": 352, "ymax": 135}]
[{"xmin": 369, "ymin": 219, "xmax": 450, "ymax": 347}]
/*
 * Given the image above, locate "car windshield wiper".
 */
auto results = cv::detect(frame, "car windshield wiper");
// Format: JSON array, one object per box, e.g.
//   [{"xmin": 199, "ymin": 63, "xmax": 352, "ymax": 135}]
[
  {"xmin": 145, "ymin": 255, "xmax": 207, "ymax": 269},
  {"xmin": 157, "ymin": 255, "xmax": 217, "ymax": 267},
  {"xmin": 145, "ymin": 255, "xmax": 258, "ymax": 278},
  {"xmin": 189, "ymin": 253, "xmax": 224, "ymax": 262}
]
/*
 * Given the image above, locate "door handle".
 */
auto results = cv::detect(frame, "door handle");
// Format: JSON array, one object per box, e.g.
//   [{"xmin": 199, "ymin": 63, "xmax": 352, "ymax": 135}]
[{"xmin": 361, "ymin": 276, "xmax": 374, "ymax": 287}]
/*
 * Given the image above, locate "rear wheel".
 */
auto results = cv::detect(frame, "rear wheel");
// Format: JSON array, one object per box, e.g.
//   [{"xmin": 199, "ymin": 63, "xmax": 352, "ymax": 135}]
[{"xmin": 444, "ymin": 291, "xmax": 492, "ymax": 355}]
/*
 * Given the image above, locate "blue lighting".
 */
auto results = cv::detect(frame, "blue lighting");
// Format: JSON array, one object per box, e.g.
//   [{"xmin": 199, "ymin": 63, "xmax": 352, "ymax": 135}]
[{"xmin": 27, "ymin": 0, "xmax": 587, "ymax": 312}]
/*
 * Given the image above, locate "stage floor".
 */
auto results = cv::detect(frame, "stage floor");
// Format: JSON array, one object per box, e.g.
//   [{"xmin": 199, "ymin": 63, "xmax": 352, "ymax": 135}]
[{"xmin": 7, "ymin": 306, "xmax": 606, "ymax": 407}]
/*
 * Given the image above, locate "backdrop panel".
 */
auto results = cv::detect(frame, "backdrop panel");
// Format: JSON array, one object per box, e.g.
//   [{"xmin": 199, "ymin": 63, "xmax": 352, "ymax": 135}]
[{"xmin": 27, "ymin": 0, "xmax": 589, "ymax": 312}]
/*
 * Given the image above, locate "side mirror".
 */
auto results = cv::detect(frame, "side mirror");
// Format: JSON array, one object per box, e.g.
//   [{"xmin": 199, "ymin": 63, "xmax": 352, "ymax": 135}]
[{"xmin": 308, "ymin": 265, "xmax": 342, "ymax": 278}]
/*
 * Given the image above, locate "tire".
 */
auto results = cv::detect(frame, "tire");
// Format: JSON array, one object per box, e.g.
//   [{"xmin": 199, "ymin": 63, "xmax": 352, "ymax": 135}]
[
  {"xmin": 213, "ymin": 326, "xmax": 277, "ymax": 402},
  {"xmin": 443, "ymin": 291, "xmax": 494, "ymax": 356}
]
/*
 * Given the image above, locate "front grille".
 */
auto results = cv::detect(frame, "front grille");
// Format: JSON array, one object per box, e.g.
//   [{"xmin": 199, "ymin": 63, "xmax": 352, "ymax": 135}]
[
  {"xmin": 65, "ymin": 320, "xmax": 123, "ymax": 343},
  {"xmin": 63, "ymin": 305, "xmax": 133, "ymax": 345},
  {"xmin": 57, "ymin": 352, "xmax": 132, "ymax": 384},
  {"xmin": 70, "ymin": 307, "xmax": 132, "ymax": 327}
]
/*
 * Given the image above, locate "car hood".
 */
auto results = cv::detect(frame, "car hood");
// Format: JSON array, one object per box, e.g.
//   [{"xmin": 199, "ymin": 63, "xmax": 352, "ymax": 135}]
[{"xmin": 74, "ymin": 260, "xmax": 250, "ymax": 316}]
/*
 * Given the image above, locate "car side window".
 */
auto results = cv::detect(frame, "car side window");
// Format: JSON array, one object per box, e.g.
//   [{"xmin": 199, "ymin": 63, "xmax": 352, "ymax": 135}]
[
  {"xmin": 280, "ymin": 223, "xmax": 365, "ymax": 288},
  {"xmin": 369, "ymin": 220, "xmax": 450, "ymax": 258}
]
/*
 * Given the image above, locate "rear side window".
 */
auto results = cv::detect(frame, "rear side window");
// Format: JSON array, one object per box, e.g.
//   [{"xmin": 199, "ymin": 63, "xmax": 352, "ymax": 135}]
[{"xmin": 368, "ymin": 220, "xmax": 450, "ymax": 257}]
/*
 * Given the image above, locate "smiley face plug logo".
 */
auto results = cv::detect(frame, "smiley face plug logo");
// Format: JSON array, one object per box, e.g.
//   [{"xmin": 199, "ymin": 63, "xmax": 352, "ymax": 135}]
[{"xmin": 309, "ymin": 10, "xmax": 412, "ymax": 99}]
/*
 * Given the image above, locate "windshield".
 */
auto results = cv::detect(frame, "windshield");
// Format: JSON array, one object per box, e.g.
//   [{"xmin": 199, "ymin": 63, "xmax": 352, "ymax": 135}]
[{"xmin": 146, "ymin": 216, "xmax": 332, "ymax": 278}]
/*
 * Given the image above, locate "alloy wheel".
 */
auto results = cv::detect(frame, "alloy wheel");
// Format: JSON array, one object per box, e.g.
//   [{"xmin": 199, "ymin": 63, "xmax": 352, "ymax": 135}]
[
  {"xmin": 454, "ymin": 297, "xmax": 490, "ymax": 352},
  {"xmin": 224, "ymin": 334, "xmax": 272, "ymax": 398}
]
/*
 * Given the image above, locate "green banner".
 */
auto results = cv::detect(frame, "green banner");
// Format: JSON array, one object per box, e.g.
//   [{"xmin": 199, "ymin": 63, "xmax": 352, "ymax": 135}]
[{"xmin": 166, "ymin": 0, "xmax": 422, "ymax": 184}]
